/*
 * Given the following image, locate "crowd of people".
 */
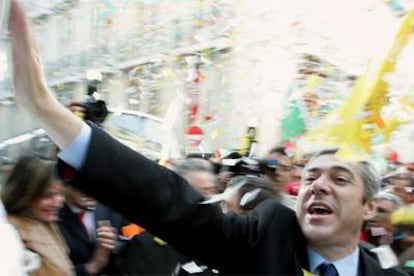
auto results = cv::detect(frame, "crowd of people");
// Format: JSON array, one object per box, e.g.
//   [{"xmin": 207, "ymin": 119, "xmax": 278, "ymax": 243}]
[{"xmin": 1, "ymin": 0, "xmax": 414, "ymax": 275}]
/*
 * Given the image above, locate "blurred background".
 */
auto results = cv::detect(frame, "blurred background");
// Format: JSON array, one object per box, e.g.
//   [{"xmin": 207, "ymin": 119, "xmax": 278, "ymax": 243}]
[{"xmin": 2, "ymin": 0, "xmax": 414, "ymax": 174}]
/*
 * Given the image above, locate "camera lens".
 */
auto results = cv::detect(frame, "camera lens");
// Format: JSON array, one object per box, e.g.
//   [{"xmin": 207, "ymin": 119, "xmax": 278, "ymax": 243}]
[{"xmin": 83, "ymin": 99, "xmax": 108, "ymax": 124}]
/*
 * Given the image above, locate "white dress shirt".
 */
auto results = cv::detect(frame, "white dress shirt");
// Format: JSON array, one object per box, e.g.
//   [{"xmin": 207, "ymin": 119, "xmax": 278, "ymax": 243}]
[{"xmin": 308, "ymin": 246, "xmax": 359, "ymax": 276}]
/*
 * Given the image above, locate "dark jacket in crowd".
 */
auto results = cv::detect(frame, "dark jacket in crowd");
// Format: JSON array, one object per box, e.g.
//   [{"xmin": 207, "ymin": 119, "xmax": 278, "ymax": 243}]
[
  {"xmin": 58, "ymin": 203, "xmax": 128, "ymax": 276},
  {"xmin": 121, "ymin": 230, "xmax": 187, "ymax": 275}
]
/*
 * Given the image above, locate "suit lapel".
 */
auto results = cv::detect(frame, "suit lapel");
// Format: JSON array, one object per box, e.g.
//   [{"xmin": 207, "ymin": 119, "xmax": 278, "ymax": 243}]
[
  {"xmin": 294, "ymin": 227, "xmax": 310, "ymax": 276},
  {"xmin": 61, "ymin": 204, "xmax": 91, "ymax": 243},
  {"xmin": 357, "ymin": 245, "xmax": 401, "ymax": 276},
  {"xmin": 94, "ymin": 204, "xmax": 105, "ymax": 223}
]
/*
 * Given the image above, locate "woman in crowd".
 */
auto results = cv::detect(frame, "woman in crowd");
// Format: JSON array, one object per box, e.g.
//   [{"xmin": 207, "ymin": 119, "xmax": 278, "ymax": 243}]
[{"xmin": 1, "ymin": 155, "xmax": 74, "ymax": 275}]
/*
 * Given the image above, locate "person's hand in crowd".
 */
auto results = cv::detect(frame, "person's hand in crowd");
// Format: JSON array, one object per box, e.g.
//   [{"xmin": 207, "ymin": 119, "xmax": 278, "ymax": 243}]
[
  {"xmin": 9, "ymin": 0, "xmax": 83, "ymax": 149},
  {"xmin": 67, "ymin": 101, "xmax": 86, "ymax": 120},
  {"xmin": 217, "ymin": 171, "xmax": 234, "ymax": 192},
  {"xmin": 84, "ymin": 220, "xmax": 117, "ymax": 275},
  {"xmin": 9, "ymin": 0, "xmax": 48, "ymax": 113},
  {"xmin": 96, "ymin": 220, "xmax": 118, "ymax": 251},
  {"xmin": 85, "ymin": 244, "xmax": 110, "ymax": 276}
]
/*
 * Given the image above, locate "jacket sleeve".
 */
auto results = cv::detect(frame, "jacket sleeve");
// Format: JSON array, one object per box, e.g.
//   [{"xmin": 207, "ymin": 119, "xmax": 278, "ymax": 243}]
[
  {"xmin": 63, "ymin": 123, "xmax": 207, "ymax": 231},
  {"xmin": 60, "ymin": 123, "xmax": 285, "ymax": 271}
]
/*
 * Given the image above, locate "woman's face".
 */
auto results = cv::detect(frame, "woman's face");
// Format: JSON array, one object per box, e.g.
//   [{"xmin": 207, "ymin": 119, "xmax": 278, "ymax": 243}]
[{"xmin": 28, "ymin": 180, "xmax": 65, "ymax": 222}]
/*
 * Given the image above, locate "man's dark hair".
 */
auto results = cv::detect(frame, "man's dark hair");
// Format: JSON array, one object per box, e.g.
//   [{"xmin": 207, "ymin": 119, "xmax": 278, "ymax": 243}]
[{"xmin": 268, "ymin": 146, "xmax": 291, "ymax": 157}]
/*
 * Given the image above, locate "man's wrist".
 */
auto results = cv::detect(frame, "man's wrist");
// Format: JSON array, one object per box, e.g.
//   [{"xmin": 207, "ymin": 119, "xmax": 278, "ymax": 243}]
[{"xmin": 85, "ymin": 262, "xmax": 99, "ymax": 275}]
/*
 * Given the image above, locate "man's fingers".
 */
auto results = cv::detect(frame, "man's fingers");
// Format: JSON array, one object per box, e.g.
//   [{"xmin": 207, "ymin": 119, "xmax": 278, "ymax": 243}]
[
  {"xmin": 97, "ymin": 232, "xmax": 117, "ymax": 250},
  {"xmin": 96, "ymin": 222, "xmax": 117, "ymax": 242},
  {"xmin": 9, "ymin": 0, "xmax": 33, "ymax": 52},
  {"xmin": 97, "ymin": 220, "xmax": 111, "ymax": 227},
  {"xmin": 96, "ymin": 222, "xmax": 117, "ymax": 251},
  {"xmin": 97, "ymin": 239, "xmax": 116, "ymax": 250},
  {"xmin": 97, "ymin": 227, "xmax": 116, "ymax": 238}
]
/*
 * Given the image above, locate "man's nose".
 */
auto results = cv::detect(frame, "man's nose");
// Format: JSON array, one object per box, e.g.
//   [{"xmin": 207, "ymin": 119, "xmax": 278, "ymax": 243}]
[{"xmin": 311, "ymin": 175, "xmax": 332, "ymax": 195}]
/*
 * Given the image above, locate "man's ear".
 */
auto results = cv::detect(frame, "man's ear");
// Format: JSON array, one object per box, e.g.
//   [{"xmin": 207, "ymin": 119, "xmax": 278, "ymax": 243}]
[{"xmin": 363, "ymin": 200, "xmax": 377, "ymax": 220}]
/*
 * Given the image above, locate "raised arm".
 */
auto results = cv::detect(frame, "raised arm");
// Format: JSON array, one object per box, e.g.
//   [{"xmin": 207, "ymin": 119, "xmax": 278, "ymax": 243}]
[{"xmin": 9, "ymin": 0, "xmax": 83, "ymax": 149}]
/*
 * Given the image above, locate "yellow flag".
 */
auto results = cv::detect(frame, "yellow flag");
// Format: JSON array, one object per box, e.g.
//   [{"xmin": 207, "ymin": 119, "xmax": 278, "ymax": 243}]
[{"xmin": 305, "ymin": 10, "xmax": 414, "ymax": 159}]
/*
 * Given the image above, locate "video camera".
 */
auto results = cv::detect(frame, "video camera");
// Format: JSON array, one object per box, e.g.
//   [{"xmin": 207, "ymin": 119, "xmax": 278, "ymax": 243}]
[
  {"xmin": 81, "ymin": 96, "xmax": 108, "ymax": 125},
  {"xmin": 218, "ymin": 151, "xmax": 278, "ymax": 177},
  {"xmin": 79, "ymin": 82, "xmax": 108, "ymax": 124}
]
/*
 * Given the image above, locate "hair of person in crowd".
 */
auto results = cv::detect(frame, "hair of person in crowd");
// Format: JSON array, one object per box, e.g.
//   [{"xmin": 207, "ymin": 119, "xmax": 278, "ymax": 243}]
[
  {"xmin": 173, "ymin": 158, "xmax": 214, "ymax": 175},
  {"xmin": 268, "ymin": 146, "xmax": 293, "ymax": 157},
  {"xmin": 375, "ymin": 191, "xmax": 404, "ymax": 210},
  {"xmin": 173, "ymin": 158, "xmax": 217, "ymax": 198},
  {"xmin": 1, "ymin": 155, "xmax": 58, "ymax": 214}
]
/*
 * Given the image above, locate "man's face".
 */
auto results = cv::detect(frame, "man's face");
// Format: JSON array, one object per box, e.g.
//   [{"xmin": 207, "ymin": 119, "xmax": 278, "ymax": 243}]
[
  {"xmin": 366, "ymin": 199, "xmax": 396, "ymax": 234},
  {"xmin": 185, "ymin": 171, "xmax": 217, "ymax": 199},
  {"xmin": 267, "ymin": 153, "xmax": 293, "ymax": 188},
  {"xmin": 66, "ymin": 188, "xmax": 97, "ymax": 210},
  {"xmin": 297, "ymin": 154, "xmax": 375, "ymax": 251},
  {"xmin": 391, "ymin": 175, "xmax": 414, "ymax": 204},
  {"xmin": 292, "ymin": 157, "xmax": 307, "ymax": 181}
]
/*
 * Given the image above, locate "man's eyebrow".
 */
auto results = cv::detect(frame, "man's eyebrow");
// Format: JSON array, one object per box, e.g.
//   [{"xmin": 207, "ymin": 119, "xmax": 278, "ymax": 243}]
[{"xmin": 305, "ymin": 165, "xmax": 356, "ymax": 180}]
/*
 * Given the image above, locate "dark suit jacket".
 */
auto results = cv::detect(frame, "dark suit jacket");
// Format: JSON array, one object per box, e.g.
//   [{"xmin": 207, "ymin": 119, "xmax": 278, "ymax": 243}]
[
  {"xmin": 121, "ymin": 230, "xmax": 187, "ymax": 275},
  {"xmin": 58, "ymin": 203, "xmax": 128, "ymax": 276},
  {"xmin": 60, "ymin": 123, "xmax": 408, "ymax": 275}
]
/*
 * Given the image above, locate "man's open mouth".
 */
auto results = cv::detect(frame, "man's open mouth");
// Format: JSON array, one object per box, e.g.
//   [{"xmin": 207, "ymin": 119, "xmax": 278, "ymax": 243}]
[{"xmin": 307, "ymin": 202, "xmax": 333, "ymax": 215}]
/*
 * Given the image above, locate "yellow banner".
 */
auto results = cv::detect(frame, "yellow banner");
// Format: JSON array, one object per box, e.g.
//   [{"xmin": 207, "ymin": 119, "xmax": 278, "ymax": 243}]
[{"xmin": 306, "ymin": 11, "xmax": 414, "ymax": 160}]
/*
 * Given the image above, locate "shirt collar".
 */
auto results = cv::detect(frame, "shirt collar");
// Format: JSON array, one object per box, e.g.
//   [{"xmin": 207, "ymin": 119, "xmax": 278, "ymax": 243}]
[
  {"xmin": 67, "ymin": 202, "xmax": 87, "ymax": 214},
  {"xmin": 308, "ymin": 246, "xmax": 359, "ymax": 276}
]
